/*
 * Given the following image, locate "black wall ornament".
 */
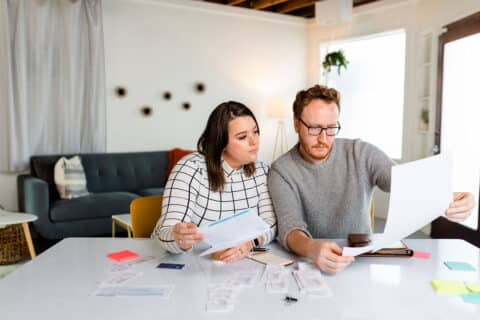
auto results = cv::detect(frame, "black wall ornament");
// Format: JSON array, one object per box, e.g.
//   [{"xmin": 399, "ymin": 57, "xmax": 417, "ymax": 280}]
[
  {"xmin": 141, "ymin": 105, "xmax": 153, "ymax": 117},
  {"xmin": 115, "ymin": 86, "xmax": 127, "ymax": 98},
  {"xmin": 195, "ymin": 82, "xmax": 205, "ymax": 94},
  {"xmin": 163, "ymin": 91, "xmax": 172, "ymax": 100}
]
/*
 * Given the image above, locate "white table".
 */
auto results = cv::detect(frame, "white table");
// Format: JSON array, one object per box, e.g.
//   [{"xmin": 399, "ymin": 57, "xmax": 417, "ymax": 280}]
[
  {"xmin": 0, "ymin": 210, "xmax": 37, "ymax": 259},
  {"xmin": 0, "ymin": 238, "xmax": 479, "ymax": 319},
  {"xmin": 111, "ymin": 214, "xmax": 132, "ymax": 238}
]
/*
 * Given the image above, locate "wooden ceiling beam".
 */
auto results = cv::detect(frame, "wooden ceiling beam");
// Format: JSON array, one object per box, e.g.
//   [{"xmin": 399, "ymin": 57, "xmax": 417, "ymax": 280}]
[
  {"xmin": 228, "ymin": 0, "xmax": 247, "ymax": 5},
  {"xmin": 252, "ymin": 0, "xmax": 289, "ymax": 10},
  {"xmin": 276, "ymin": 0, "xmax": 319, "ymax": 13},
  {"xmin": 288, "ymin": 4, "xmax": 315, "ymax": 18}
]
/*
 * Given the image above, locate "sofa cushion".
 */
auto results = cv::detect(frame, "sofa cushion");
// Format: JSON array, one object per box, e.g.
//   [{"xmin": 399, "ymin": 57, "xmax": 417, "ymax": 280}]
[
  {"xmin": 82, "ymin": 152, "xmax": 168, "ymax": 194},
  {"xmin": 54, "ymin": 156, "xmax": 89, "ymax": 199},
  {"xmin": 166, "ymin": 148, "xmax": 193, "ymax": 183},
  {"xmin": 50, "ymin": 192, "xmax": 139, "ymax": 222},
  {"xmin": 137, "ymin": 188, "xmax": 164, "ymax": 197}
]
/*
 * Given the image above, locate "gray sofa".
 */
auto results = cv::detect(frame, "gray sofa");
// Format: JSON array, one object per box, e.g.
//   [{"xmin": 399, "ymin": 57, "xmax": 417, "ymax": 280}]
[{"xmin": 17, "ymin": 151, "xmax": 169, "ymax": 239}]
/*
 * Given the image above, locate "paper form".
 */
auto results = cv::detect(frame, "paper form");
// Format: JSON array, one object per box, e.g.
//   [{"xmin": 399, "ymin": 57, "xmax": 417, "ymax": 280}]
[
  {"xmin": 343, "ymin": 154, "xmax": 453, "ymax": 256},
  {"xmin": 197, "ymin": 208, "xmax": 269, "ymax": 256}
]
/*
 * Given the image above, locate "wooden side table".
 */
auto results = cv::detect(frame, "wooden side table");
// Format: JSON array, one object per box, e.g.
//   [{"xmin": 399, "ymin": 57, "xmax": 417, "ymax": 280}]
[
  {"xmin": 111, "ymin": 214, "xmax": 132, "ymax": 238},
  {"xmin": 0, "ymin": 210, "xmax": 37, "ymax": 259}
]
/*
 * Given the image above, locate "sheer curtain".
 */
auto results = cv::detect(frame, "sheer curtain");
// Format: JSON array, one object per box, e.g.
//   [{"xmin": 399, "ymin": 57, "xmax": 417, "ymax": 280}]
[{"xmin": 0, "ymin": 0, "xmax": 106, "ymax": 172}]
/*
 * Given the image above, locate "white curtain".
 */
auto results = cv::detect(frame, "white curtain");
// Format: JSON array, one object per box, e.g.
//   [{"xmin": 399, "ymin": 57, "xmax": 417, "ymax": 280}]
[{"xmin": 0, "ymin": 0, "xmax": 106, "ymax": 172}]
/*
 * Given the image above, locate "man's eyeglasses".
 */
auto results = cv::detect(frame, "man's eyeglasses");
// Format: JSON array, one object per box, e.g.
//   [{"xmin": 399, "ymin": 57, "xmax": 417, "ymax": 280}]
[{"xmin": 297, "ymin": 117, "xmax": 341, "ymax": 136}]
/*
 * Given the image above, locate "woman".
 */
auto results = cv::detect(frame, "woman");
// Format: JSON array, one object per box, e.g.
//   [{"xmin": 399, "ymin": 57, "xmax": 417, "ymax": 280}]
[{"xmin": 152, "ymin": 101, "xmax": 277, "ymax": 263}]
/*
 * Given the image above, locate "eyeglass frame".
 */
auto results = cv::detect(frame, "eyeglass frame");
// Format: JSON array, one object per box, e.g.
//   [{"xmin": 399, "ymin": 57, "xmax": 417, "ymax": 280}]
[{"xmin": 296, "ymin": 117, "xmax": 341, "ymax": 136}]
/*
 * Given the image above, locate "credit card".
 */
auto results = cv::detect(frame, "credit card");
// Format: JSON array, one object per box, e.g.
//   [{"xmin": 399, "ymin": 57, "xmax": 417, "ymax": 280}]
[{"xmin": 157, "ymin": 263, "xmax": 185, "ymax": 270}]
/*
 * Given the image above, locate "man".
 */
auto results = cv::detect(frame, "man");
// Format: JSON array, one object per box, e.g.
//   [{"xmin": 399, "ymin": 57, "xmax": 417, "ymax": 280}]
[{"xmin": 268, "ymin": 85, "xmax": 475, "ymax": 274}]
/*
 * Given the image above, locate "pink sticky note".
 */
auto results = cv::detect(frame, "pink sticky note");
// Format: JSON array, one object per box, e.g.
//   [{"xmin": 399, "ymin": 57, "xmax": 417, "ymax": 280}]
[
  {"xmin": 107, "ymin": 250, "xmax": 139, "ymax": 263},
  {"xmin": 413, "ymin": 250, "xmax": 431, "ymax": 259}
]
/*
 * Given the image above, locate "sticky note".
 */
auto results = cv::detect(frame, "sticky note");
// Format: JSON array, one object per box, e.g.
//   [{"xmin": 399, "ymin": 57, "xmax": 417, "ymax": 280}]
[
  {"xmin": 466, "ymin": 283, "xmax": 480, "ymax": 293},
  {"xmin": 461, "ymin": 293, "xmax": 480, "ymax": 304},
  {"xmin": 413, "ymin": 251, "xmax": 431, "ymax": 259},
  {"xmin": 431, "ymin": 280, "xmax": 469, "ymax": 295},
  {"xmin": 444, "ymin": 261, "xmax": 476, "ymax": 271},
  {"xmin": 107, "ymin": 250, "xmax": 139, "ymax": 263}
]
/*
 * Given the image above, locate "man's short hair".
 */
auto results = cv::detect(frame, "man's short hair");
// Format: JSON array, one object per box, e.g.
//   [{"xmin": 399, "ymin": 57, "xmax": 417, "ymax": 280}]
[{"xmin": 293, "ymin": 85, "xmax": 341, "ymax": 119}]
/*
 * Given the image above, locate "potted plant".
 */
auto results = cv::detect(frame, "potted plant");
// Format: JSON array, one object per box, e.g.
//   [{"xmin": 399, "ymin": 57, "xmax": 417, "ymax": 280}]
[{"xmin": 322, "ymin": 50, "xmax": 349, "ymax": 75}]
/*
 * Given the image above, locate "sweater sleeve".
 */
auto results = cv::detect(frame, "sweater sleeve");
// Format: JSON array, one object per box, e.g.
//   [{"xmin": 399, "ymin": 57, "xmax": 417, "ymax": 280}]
[
  {"xmin": 151, "ymin": 155, "xmax": 200, "ymax": 254},
  {"xmin": 359, "ymin": 141, "xmax": 396, "ymax": 193},
  {"xmin": 255, "ymin": 164, "xmax": 277, "ymax": 245},
  {"xmin": 268, "ymin": 164, "xmax": 312, "ymax": 251}
]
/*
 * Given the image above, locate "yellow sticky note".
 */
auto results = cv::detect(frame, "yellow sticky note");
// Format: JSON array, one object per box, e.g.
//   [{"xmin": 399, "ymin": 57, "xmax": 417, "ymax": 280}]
[
  {"xmin": 466, "ymin": 283, "xmax": 480, "ymax": 293},
  {"xmin": 431, "ymin": 280, "xmax": 469, "ymax": 295}
]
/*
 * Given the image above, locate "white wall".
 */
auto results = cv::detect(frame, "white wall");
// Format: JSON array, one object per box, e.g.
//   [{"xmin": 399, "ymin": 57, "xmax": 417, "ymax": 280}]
[
  {"xmin": 102, "ymin": 0, "xmax": 307, "ymax": 163},
  {"xmin": 0, "ymin": 173, "xmax": 18, "ymax": 211}
]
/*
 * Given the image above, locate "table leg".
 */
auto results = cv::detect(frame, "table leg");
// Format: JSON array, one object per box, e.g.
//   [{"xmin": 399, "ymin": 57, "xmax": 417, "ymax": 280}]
[
  {"xmin": 112, "ymin": 220, "xmax": 116, "ymax": 238},
  {"xmin": 22, "ymin": 223, "xmax": 36, "ymax": 259}
]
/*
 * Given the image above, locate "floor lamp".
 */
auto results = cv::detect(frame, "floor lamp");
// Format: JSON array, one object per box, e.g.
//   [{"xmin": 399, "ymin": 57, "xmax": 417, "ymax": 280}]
[{"xmin": 267, "ymin": 98, "xmax": 289, "ymax": 161}]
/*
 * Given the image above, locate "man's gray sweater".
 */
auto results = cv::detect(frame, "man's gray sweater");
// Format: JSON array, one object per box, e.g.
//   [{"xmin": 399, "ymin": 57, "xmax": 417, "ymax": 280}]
[{"xmin": 268, "ymin": 139, "xmax": 394, "ymax": 249}]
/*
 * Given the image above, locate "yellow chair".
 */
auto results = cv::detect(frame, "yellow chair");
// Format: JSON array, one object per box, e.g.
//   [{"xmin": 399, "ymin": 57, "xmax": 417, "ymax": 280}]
[{"xmin": 130, "ymin": 195, "xmax": 163, "ymax": 238}]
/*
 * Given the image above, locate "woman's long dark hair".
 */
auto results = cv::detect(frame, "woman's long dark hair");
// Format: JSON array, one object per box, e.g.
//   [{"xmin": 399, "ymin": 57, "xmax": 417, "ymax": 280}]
[{"xmin": 197, "ymin": 101, "xmax": 259, "ymax": 192}]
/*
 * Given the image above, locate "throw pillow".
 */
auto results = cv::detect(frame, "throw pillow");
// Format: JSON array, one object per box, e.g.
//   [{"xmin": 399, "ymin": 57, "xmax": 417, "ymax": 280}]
[
  {"xmin": 54, "ymin": 156, "xmax": 89, "ymax": 200},
  {"xmin": 166, "ymin": 148, "xmax": 193, "ymax": 182}
]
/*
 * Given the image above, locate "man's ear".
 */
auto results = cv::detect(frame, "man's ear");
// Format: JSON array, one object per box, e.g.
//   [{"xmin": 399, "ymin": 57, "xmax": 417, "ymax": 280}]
[{"xmin": 294, "ymin": 118, "xmax": 300, "ymax": 134}]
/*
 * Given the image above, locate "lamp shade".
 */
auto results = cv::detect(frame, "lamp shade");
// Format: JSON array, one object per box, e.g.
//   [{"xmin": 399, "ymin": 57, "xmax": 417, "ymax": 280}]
[{"xmin": 266, "ymin": 97, "xmax": 290, "ymax": 119}]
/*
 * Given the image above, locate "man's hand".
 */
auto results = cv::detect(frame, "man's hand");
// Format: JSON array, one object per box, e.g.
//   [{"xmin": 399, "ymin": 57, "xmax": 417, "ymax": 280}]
[
  {"xmin": 445, "ymin": 192, "xmax": 475, "ymax": 223},
  {"xmin": 308, "ymin": 240, "xmax": 354, "ymax": 274},
  {"xmin": 172, "ymin": 222, "xmax": 203, "ymax": 251}
]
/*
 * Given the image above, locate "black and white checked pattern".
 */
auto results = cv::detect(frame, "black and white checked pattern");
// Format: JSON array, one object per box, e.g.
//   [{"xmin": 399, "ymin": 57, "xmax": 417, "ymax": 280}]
[{"xmin": 152, "ymin": 152, "xmax": 277, "ymax": 253}]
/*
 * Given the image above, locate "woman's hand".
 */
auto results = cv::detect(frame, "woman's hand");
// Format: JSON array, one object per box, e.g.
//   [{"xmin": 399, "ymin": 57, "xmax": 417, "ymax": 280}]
[
  {"xmin": 172, "ymin": 222, "xmax": 203, "ymax": 251},
  {"xmin": 217, "ymin": 241, "xmax": 254, "ymax": 263}
]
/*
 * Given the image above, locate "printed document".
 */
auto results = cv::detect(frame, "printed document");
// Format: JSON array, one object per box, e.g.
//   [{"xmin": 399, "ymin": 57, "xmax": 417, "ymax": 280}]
[
  {"xmin": 343, "ymin": 154, "xmax": 452, "ymax": 256},
  {"xmin": 197, "ymin": 208, "xmax": 269, "ymax": 256}
]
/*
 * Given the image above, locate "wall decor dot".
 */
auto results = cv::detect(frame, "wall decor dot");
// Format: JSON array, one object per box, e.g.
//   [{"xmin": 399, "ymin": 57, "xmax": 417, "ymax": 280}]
[
  {"xmin": 182, "ymin": 102, "xmax": 191, "ymax": 111},
  {"xmin": 115, "ymin": 86, "xmax": 127, "ymax": 98},
  {"xmin": 195, "ymin": 82, "xmax": 206, "ymax": 94},
  {"xmin": 163, "ymin": 91, "xmax": 172, "ymax": 100},
  {"xmin": 141, "ymin": 105, "xmax": 153, "ymax": 117}
]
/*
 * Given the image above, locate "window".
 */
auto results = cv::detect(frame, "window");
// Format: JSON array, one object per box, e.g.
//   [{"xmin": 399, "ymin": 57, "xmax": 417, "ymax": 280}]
[
  {"xmin": 320, "ymin": 30, "xmax": 406, "ymax": 159},
  {"xmin": 432, "ymin": 12, "xmax": 480, "ymax": 242}
]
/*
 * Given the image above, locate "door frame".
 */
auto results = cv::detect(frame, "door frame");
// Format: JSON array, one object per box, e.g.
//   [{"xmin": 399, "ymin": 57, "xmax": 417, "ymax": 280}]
[{"xmin": 431, "ymin": 12, "xmax": 480, "ymax": 247}]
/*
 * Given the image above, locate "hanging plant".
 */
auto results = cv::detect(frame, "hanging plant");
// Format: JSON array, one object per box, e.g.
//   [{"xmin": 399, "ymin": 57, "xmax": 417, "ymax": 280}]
[{"xmin": 322, "ymin": 50, "xmax": 349, "ymax": 75}]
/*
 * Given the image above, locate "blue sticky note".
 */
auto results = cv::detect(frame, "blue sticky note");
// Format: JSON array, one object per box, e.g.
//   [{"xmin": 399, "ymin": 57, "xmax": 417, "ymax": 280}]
[
  {"xmin": 462, "ymin": 293, "xmax": 480, "ymax": 304},
  {"xmin": 444, "ymin": 261, "xmax": 476, "ymax": 271}
]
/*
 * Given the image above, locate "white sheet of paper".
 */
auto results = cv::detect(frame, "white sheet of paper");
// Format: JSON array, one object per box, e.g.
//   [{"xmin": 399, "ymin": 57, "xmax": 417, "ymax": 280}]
[
  {"xmin": 92, "ymin": 285, "xmax": 174, "ymax": 297},
  {"xmin": 198, "ymin": 209, "xmax": 269, "ymax": 256},
  {"xmin": 343, "ymin": 154, "xmax": 453, "ymax": 256}
]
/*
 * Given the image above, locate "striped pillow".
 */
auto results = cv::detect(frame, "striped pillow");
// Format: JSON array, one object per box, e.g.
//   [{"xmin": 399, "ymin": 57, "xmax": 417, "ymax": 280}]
[{"xmin": 54, "ymin": 156, "xmax": 89, "ymax": 199}]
